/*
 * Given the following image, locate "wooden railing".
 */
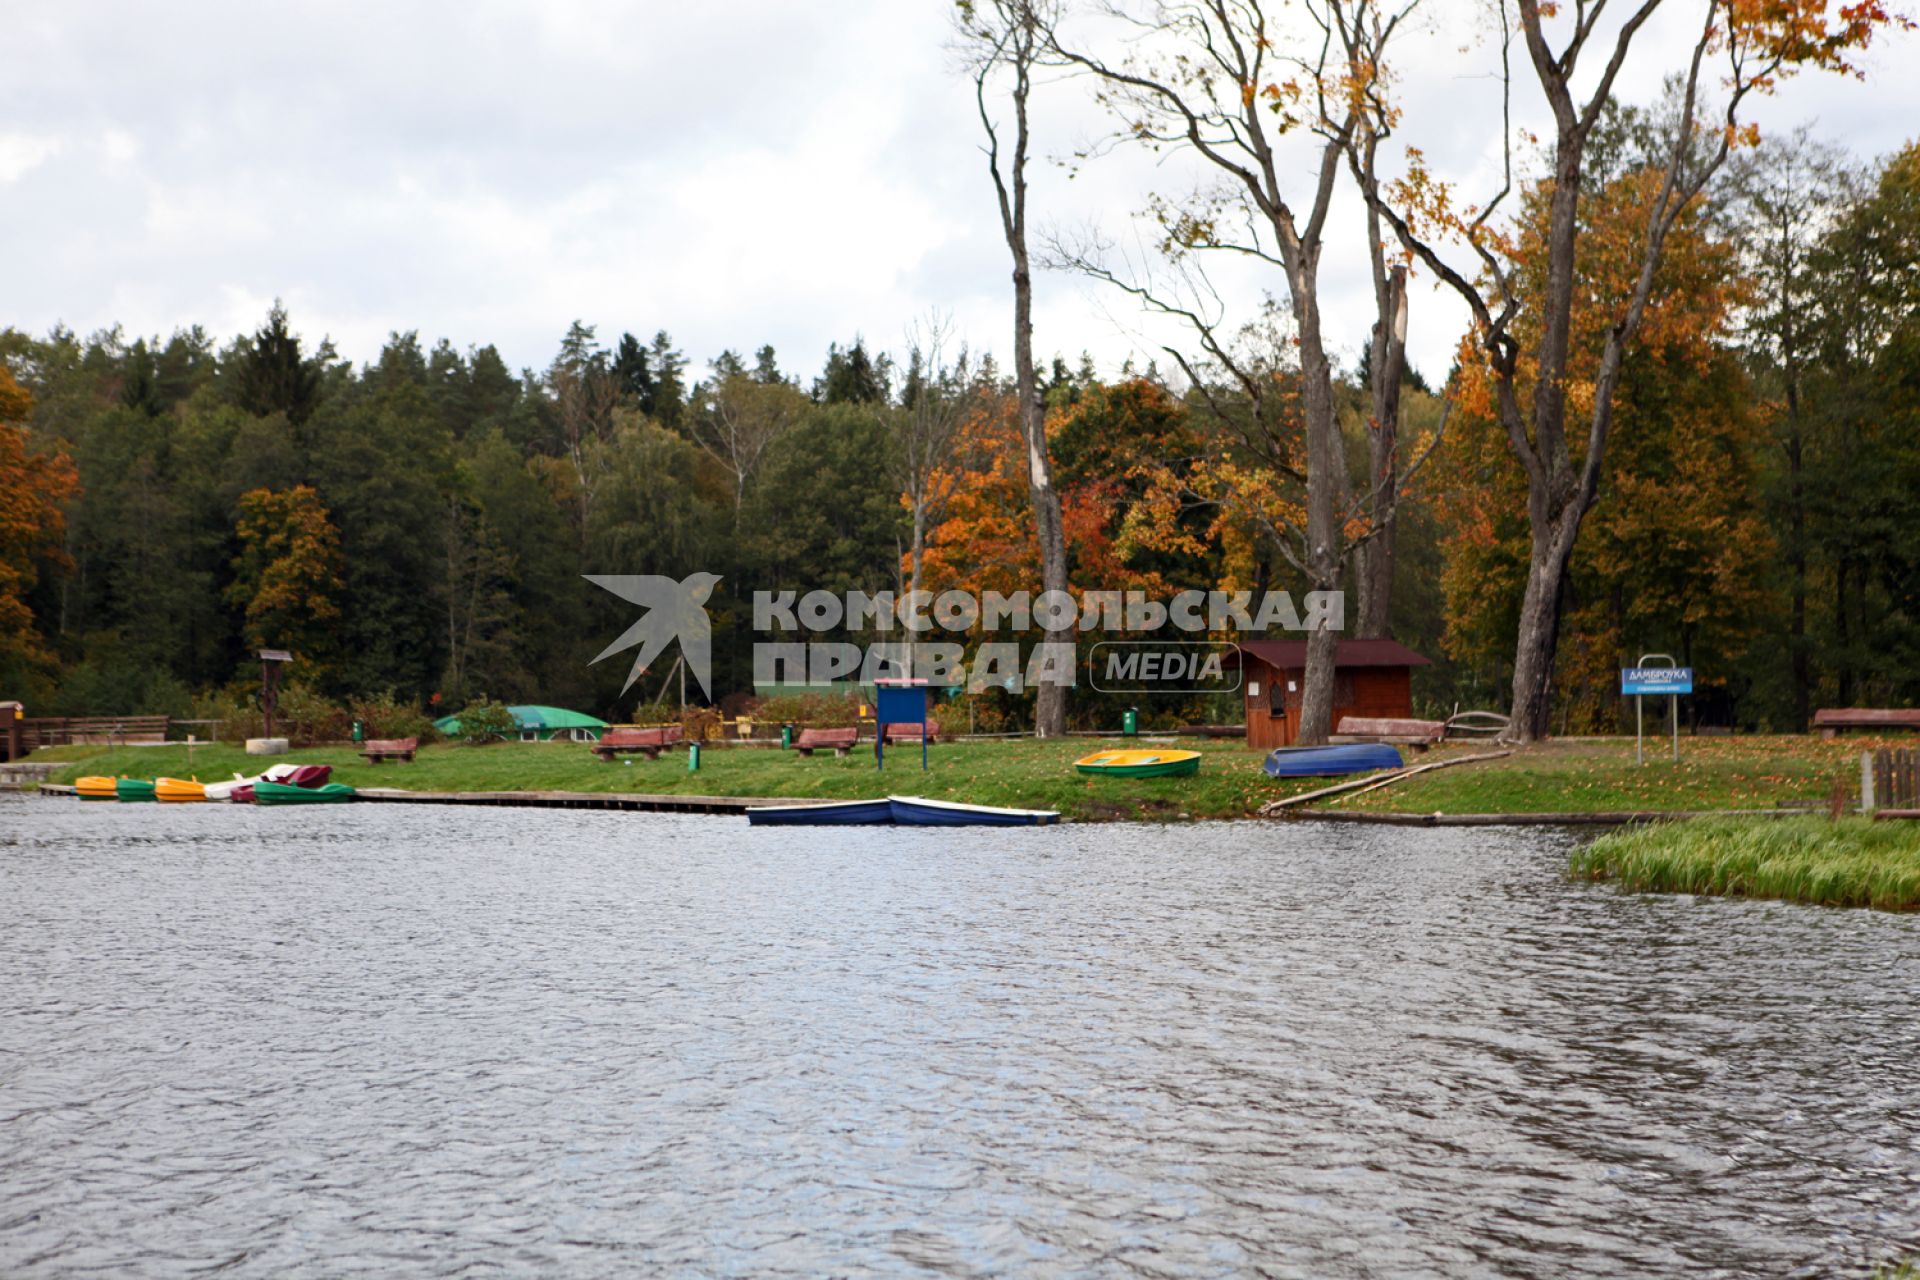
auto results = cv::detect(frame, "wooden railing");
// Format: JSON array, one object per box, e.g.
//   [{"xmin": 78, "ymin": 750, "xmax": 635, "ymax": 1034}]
[{"xmin": 21, "ymin": 715, "xmax": 172, "ymax": 748}]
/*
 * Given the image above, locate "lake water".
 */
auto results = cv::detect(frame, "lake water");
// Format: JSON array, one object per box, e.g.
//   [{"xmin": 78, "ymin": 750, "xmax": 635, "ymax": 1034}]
[{"xmin": 3, "ymin": 794, "xmax": 1918, "ymax": 1277}]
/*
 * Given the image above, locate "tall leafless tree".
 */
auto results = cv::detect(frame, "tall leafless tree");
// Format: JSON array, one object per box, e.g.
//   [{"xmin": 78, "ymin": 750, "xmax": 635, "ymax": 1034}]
[
  {"xmin": 889, "ymin": 316, "xmax": 975, "ymax": 597},
  {"xmin": 958, "ymin": 0, "xmax": 1074, "ymax": 739}
]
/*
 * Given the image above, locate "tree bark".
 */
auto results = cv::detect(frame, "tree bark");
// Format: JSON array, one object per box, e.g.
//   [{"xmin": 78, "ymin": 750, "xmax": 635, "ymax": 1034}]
[{"xmin": 1357, "ymin": 262, "xmax": 1408, "ymax": 639}]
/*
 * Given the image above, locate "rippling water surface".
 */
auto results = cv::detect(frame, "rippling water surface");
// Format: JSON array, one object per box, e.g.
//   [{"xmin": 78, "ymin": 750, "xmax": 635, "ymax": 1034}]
[{"xmin": 3, "ymin": 794, "xmax": 1919, "ymax": 1277}]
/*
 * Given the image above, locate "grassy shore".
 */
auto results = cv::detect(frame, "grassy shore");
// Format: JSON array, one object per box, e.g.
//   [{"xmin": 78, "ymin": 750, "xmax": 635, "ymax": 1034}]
[
  {"xmin": 1573, "ymin": 816, "xmax": 1920, "ymax": 911},
  {"xmin": 27, "ymin": 732, "xmax": 1908, "ymax": 823}
]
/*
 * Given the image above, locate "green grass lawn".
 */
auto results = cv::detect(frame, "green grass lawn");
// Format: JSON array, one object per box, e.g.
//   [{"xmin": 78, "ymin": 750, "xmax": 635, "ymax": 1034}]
[
  {"xmin": 1573, "ymin": 816, "xmax": 1920, "ymax": 911},
  {"xmin": 1332, "ymin": 735, "xmax": 1873, "ymax": 815},
  {"xmin": 31, "ymin": 732, "xmax": 1898, "ymax": 823}
]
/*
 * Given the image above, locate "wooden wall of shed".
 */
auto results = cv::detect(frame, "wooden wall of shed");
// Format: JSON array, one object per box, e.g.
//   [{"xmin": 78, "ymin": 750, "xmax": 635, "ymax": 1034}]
[{"xmin": 1242, "ymin": 663, "xmax": 1412, "ymax": 750}]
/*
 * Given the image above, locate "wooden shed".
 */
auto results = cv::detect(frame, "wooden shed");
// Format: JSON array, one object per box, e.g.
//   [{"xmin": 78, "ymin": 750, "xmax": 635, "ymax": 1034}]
[{"xmin": 1237, "ymin": 639, "xmax": 1431, "ymax": 750}]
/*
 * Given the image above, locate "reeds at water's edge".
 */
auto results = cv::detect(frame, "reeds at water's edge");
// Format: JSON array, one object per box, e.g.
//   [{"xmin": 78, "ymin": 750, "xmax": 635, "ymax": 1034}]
[{"xmin": 1573, "ymin": 817, "xmax": 1920, "ymax": 911}]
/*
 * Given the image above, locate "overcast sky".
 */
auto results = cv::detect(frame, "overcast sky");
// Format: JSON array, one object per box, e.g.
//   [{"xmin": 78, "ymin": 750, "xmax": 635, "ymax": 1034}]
[{"xmin": 3, "ymin": 1, "xmax": 1913, "ymax": 388}]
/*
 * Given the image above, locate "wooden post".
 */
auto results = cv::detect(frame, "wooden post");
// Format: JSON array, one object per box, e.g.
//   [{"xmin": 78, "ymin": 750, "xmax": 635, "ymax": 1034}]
[{"xmin": 1861, "ymin": 751, "xmax": 1876, "ymax": 813}]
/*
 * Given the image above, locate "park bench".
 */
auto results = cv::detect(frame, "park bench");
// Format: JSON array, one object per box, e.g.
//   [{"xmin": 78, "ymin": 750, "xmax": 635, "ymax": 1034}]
[
  {"xmin": 881, "ymin": 722, "xmax": 939, "ymax": 745},
  {"xmin": 1332, "ymin": 716, "xmax": 1446, "ymax": 747},
  {"xmin": 358, "ymin": 736, "xmax": 419, "ymax": 764},
  {"xmin": 1813, "ymin": 708, "xmax": 1920, "ymax": 738},
  {"xmin": 592, "ymin": 725, "xmax": 684, "ymax": 761},
  {"xmin": 793, "ymin": 727, "xmax": 859, "ymax": 758}
]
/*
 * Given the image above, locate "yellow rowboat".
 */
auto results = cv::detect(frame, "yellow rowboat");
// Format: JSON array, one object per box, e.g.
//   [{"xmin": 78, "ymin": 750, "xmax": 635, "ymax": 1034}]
[
  {"xmin": 1073, "ymin": 748, "xmax": 1202, "ymax": 779},
  {"xmin": 76, "ymin": 775, "xmax": 119, "ymax": 800},
  {"xmin": 154, "ymin": 777, "xmax": 208, "ymax": 803}
]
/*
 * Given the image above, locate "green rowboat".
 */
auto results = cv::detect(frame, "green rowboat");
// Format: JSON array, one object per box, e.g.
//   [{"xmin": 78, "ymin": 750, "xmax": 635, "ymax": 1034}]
[{"xmin": 255, "ymin": 781, "xmax": 357, "ymax": 805}]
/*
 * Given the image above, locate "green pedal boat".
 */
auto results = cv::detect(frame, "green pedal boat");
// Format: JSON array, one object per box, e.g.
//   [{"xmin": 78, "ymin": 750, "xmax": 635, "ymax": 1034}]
[
  {"xmin": 1073, "ymin": 749, "xmax": 1203, "ymax": 779},
  {"xmin": 114, "ymin": 777, "xmax": 157, "ymax": 802},
  {"xmin": 254, "ymin": 781, "xmax": 357, "ymax": 805}
]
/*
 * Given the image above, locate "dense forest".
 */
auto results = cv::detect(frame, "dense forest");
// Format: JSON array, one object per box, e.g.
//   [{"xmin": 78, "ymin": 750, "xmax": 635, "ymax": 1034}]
[{"xmin": 1, "ymin": 127, "xmax": 1915, "ymax": 735}]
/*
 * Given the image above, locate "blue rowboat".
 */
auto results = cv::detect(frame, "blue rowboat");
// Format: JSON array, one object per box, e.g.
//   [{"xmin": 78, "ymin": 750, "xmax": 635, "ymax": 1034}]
[
  {"xmin": 1262, "ymin": 743, "xmax": 1404, "ymax": 778},
  {"xmin": 746, "ymin": 798, "xmax": 895, "ymax": 826},
  {"xmin": 889, "ymin": 796, "xmax": 1059, "ymax": 827}
]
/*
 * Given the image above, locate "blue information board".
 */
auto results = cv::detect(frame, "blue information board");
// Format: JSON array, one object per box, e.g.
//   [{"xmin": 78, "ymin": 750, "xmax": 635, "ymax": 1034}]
[
  {"xmin": 874, "ymin": 682, "xmax": 931, "ymax": 771},
  {"xmin": 1621, "ymin": 667, "xmax": 1693, "ymax": 695}
]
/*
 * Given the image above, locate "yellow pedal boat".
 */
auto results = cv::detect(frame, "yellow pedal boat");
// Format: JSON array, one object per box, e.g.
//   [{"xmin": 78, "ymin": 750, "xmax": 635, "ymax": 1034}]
[
  {"xmin": 1073, "ymin": 748, "xmax": 1202, "ymax": 778},
  {"xmin": 76, "ymin": 775, "xmax": 119, "ymax": 800},
  {"xmin": 154, "ymin": 776, "xmax": 208, "ymax": 803}
]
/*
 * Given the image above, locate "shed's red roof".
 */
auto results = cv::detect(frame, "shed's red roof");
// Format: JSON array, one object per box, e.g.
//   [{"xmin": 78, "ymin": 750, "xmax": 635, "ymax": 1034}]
[{"xmin": 1235, "ymin": 638, "xmax": 1431, "ymax": 669}]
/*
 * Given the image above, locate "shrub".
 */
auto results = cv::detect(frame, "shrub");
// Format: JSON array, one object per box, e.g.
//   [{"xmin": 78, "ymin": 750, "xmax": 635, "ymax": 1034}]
[
  {"xmin": 348, "ymin": 691, "xmax": 439, "ymax": 743},
  {"xmin": 678, "ymin": 706, "xmax": 723, "ymax": 742},
  {"xmin": 208, "ymin": 679, "xmax": 346, "ymax": 746},
  {"xmin": 751, "ymin": 692, "xmax": 861, "ymax": 729},
  {"xmin": 933, "ymin": 694, "xmax": 1009, "ymax": 737},
  {"xmin": 453, "ymin": 699, "xmax": 518, "ymax": 745}
]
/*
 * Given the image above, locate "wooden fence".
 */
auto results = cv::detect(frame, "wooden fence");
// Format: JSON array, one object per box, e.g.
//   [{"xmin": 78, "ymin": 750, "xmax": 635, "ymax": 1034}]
[
  {"xmin": 21, "ymin": 715, "xmax": 172, "ymax": 749},
  {"xmin": 1862, "ymin": 748, "xmax": 1918, "ymax": 811}
]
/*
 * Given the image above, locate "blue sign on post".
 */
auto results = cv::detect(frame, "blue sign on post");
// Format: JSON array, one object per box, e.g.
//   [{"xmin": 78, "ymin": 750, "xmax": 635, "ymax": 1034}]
[
  {"xmin": 1623, "ymin": 654, "xmax": 1690, "ymax": 765},
  {"xmin": 874, "ymin": 680, "xmax": 931, "ymax": 772},
  {"xmin": 1621, "ymin": 667, "xmax": 1694, "ymax": 696}
]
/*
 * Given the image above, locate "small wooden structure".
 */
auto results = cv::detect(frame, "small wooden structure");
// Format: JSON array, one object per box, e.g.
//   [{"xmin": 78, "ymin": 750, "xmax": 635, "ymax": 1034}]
[
  {"xmin": 1236, "ymin": 639, "xmax": 1431, "ymax": 751},
  {"xmin": 359, "ymin": 737, "xmax": 419, "ymax": 764},
  {"xmin": 592, "ymin": 725, "xmax": 684, "ymax": 761},
  {"xmin": 1815, "ymin": 708, "xmax": 1920, "ymax": 738},
  {"xmin": 794, "ymin": 727, "xmax": 858, "ymax": 758}
]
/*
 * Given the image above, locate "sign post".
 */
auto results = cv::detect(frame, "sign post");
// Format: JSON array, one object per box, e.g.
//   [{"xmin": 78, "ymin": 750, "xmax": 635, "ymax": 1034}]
[
  {"xmin": 874, "ymin": 679, "xmax": 932, "ymax": 772},
  {"xmin": 1621, "ymin": 654, "xmax": 1692, "ymax": 765}
]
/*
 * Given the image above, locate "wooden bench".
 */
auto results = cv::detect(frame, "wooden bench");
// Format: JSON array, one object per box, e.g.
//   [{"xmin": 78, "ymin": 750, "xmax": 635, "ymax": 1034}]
[
  {"xmin": 592, "ymin": 726, "xmax": 684, "ymax": 761},
  {"xmin": 793, "ymin": 727, "xmax": 859, "ymax": 758},
  {"xmin": 359, "ymin": 736, "xmax": 419, "ymax": 764},
  {"xmin": 881, "ymin": 722, "xmax": 939, "ymax": 745},
  {"xmin": 1333, "ymin": 716, "xmax": 1446, "ymax": 747},
  {"xmin": 1814, "ymin": 709, "xmax": 1920, "ymax": 738}
]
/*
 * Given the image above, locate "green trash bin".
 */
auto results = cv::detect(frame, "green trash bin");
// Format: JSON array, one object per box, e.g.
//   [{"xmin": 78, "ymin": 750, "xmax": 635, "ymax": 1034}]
[
  {"xmin": 351, "ymin": 719, "xmax": 364, "ymax": 744},
  {"xmin": 688, "ymin": 742, "xmax": 701, "ymax": 772},
  {"xmin": 781, "ymin": 725, "xmax": 793, "ymax": 750},
  {"xmin": 1122, "ymin": 708, "xmax": 1138, "ymax": 736}
]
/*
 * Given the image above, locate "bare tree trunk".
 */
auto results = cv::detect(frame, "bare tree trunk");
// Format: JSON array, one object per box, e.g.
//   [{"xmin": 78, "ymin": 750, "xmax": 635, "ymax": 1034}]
[
  {"xmin": 1292, "ymin": 286, "xmax": 1344, "ymax": 746},
  {"xmin": 1014, "ymin": 247, "xmax": 1073, "ymax": 738},
  {"xmin": 972, "ymin": 1, "xmax": 1071, "ymax": 738},
  {"xmin": 1508, "ymin": 507, "xmax": 1582, "ymax": 738},
  {"xmin": 910, "ymin": 505, "xmax": 926, "ymax": 598},
  {"xmin": 1357, "ymin": 261, "xmax": 1408, "ymax": 639}
]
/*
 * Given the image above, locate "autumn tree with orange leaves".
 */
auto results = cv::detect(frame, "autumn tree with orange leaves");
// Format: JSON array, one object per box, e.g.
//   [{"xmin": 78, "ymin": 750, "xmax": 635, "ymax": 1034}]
[
  {"xmin": 227, "ymin": 485, "xmax": 346, "ymax": 666},
  {"xmin": 0, "ymin": 366, "xmax": 80, "ymax": 684},
  {"xmin": 1435, "ymin": 148, "xmax": 1776, "ymax": 730},
  {"xmin": 1353, "ymin": 0, "xmax": 1907, "ymax": 741}
]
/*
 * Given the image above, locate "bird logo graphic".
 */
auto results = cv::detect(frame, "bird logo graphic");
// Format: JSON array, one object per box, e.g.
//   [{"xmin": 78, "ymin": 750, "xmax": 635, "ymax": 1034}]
[{"xmin": 584, "ymin": 572, "xmax": 722, "ymax": 698}]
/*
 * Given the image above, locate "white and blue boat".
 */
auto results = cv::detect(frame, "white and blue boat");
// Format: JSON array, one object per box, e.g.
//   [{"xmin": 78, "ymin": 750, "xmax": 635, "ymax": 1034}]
[
  {"xmin": 745, "ymin": 796, "xmax": 1060, "ymax": 827},
  {"xmin": 1262, "ymin": 743, "xmax": 1404, "ymax": 778},
  {"xmin": 888, "ymin": 796, "xmax": 1059, "ymax": 827}
]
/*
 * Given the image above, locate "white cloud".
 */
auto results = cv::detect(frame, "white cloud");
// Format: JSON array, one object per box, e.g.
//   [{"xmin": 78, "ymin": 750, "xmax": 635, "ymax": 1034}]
[
  {"xmin": 0, "ymin": 0, "xmax": 1913, "ymax": 383},
  {"xmin": 0, "ymin": 133, "xmax": 61, "ymax": 184}
]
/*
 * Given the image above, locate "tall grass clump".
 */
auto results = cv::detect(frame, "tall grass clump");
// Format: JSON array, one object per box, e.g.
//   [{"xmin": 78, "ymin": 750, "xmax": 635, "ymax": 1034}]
[{"xmin": 1572, "ymin": 817, "xmax": 1920, "ymax": 911}]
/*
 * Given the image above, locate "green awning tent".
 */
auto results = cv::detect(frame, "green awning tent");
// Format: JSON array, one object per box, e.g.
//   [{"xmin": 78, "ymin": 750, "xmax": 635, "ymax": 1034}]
[{"xmin": 433, "ymin": 704, "xmax": 610, "ymax": 742}]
